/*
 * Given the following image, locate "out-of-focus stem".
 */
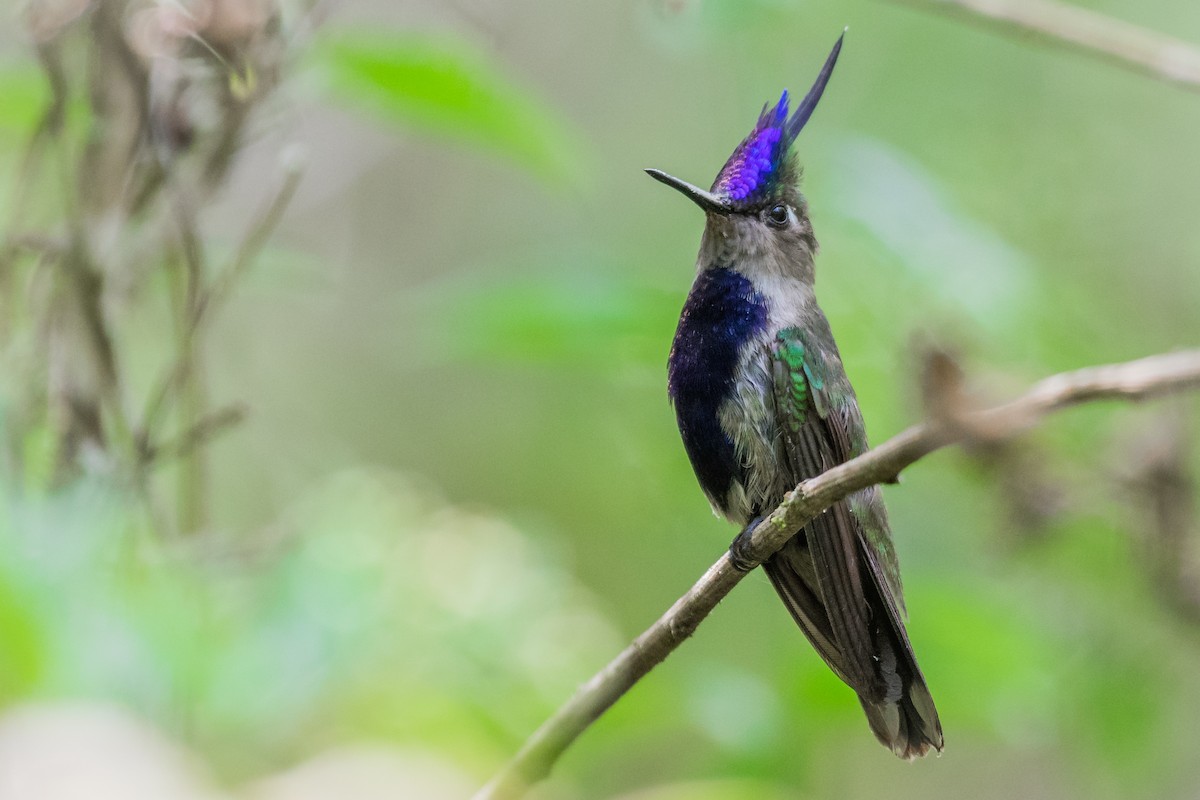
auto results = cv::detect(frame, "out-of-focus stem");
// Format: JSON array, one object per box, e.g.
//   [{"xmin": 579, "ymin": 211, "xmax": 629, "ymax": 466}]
[{"xmin": 891, "ymin": 0, "xmax": 1200, "ymax": 92}]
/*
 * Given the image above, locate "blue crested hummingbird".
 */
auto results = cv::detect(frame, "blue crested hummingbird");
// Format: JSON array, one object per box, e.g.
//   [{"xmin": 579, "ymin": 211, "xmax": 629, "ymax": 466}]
[{"xmin": 647, "ymin": 34, "xmax": 943, "ymax": 759}]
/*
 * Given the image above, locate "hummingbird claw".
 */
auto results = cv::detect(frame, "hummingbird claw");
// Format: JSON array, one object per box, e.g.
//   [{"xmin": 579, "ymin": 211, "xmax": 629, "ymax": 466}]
[{"xmin": 729, "ymin": 515, "xmax": 766, "ymax": 571}]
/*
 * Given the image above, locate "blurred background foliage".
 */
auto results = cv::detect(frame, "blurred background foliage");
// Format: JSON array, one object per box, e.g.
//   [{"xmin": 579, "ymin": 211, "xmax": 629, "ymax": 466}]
[{"xmin": 0, "ymin": 0, "xmax": 1199, "ymax": 798}]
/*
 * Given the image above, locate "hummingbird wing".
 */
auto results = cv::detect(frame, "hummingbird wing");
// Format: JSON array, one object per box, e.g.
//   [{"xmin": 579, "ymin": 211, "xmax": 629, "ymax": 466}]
[
  {"xmin": 764, "ymin": 326, "xmax": 943, "ymax": 758},
  {"xmin": 765, "ymin": 329, "xmax": 877, "ymax": 690}
]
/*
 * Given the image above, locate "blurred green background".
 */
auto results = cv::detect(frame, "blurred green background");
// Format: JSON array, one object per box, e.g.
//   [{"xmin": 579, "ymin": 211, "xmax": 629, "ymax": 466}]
[{"xmin": 2, "ymin": 0, "xmax": 1200, "ymax": 798}]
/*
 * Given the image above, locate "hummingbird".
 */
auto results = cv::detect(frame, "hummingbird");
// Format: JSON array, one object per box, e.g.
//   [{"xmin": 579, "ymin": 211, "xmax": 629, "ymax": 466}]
[{"xmin": 647, "ymin": 33, "xmax": 943, "ymax": 759}]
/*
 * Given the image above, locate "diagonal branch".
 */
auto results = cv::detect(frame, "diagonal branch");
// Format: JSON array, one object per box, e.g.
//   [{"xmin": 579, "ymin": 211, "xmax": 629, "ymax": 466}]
[
  {"xmin": 888, "ymin": 0, "xmax": 1200, "ymax": 93},
  {"xmin": 474, "ymin": 348, "xmax": 1200, "ymax": 800},
  {"xmin": 138, "ymin": 163, "xmax": 303, "ymax": 451}
]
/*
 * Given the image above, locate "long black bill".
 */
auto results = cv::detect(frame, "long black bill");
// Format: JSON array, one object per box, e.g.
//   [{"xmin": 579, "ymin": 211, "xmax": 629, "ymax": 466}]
[
  {"xmin": 644, "ymin": 168, "xmax": 732, "ymax": 214},
  {"xmin": 787, "ymin": 29, "xmax": 845, "ymax": 138}
]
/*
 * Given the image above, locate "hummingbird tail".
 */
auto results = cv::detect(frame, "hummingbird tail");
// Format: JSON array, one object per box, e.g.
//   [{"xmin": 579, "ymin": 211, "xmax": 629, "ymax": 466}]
[
  {"xmin": 855, "ymin": 577, "xmax": 944, "ymax": 760},
  {"xmin": 764, "ymin": 530, "xmax": 944, "ymax": 759},
  {"xmin": 858, "ymin": 665, "xmax": 943, "ymax": 761}
]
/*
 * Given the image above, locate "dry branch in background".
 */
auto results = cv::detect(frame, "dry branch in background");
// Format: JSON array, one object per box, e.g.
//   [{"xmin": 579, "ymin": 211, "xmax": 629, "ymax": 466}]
[
  {"xmin": 475, "ymin": 349, "xmax": 1200, "ymax": 800},
  {"xmin": 1114, "ymin": 405, "xmax": 1200, "ymax": 621},
  {"xmin": 0, "ymin": 0, "xmax": 319, "ymax": 535},
  {"xmin": 889, "ymin": 0, "xmax": 1200, "ymax": 92}
]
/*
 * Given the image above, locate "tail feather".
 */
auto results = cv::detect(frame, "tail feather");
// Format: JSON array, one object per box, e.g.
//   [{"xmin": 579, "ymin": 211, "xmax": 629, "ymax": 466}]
[
  {"xmin": 860, "ymin": 669, "xmax": 943, "ymax": 760},
  {"xmin": 764, "ymin": 535, "xmax": 943, "ymax": 759},
  {"xmin": 859, "ymin": 613, "xmax": 943, "ymax": 759}
]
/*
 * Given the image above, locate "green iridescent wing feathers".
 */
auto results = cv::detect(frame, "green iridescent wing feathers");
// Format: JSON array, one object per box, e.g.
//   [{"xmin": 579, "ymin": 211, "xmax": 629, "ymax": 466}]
[
  {"xmin": 769, "ymin": 327, "xmax": 904, "ymax": 604},
  {"xmin": 766, "ymin": 331, "xmax": 943, "ymax": 756},
  {"xmin": 766, "ymin": 327, "xmax": 925, "ymax": 697}
]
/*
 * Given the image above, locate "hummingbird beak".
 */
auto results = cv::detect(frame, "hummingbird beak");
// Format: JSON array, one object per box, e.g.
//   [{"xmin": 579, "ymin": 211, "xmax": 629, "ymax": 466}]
[{"xmin": 645, "ymin": 169, "xmax": 732, "ymax": 215}]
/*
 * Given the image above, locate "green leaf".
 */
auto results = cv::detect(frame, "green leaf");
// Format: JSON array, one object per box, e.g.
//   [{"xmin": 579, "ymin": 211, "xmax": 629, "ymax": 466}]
[
  {"xmin": 312, "ymin": 33, "xmax": 587, "ymax": 185},
  {"xmin": 0, "ymin": 66, "xmax": 48, "ymax": 134},
  {"xmin": 0, "ymin": 573, "xmax": 47, "ymax": 699}
]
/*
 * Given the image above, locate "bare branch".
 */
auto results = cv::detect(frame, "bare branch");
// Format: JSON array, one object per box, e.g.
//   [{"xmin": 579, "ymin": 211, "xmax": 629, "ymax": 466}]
[
  {"xmin": 139, "ymin": 163, "xmax": 302, "ymax": 447},
  {"xmin": 474, "ymin": 349, "xmax": 1200, "ymax": 800},
  {"xmin": 143, "ymin": 403, "xmax": 248, "ymax": 465},
  {"xmin": 889, "ymin": 0, "xmax": 1200, "ymax": 93}
]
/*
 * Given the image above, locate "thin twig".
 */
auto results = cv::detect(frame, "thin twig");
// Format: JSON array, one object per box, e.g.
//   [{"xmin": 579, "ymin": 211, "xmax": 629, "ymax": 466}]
[
  {"xmin": 144, "ymin": 403, "xmax": 247, "ymax": 464},
  {"xmin": 139, "ymin": 163, "xmax": 302, "ymax": 447},
  {"xmin": 474, "ymin": 349, "xmax": 1200, "ymax": 800},
  {"xmin": 889, "ymin": 0, "xmax": 1200, "ymax": 92},
  {"xmin": 201, "ymin": 160, "xmax": 303, "ymax": 324}
]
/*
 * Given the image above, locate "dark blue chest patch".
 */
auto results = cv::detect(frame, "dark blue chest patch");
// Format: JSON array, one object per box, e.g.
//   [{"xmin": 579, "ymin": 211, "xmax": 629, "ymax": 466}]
[{"xmin": 668, "ymin": 267, "xmax": 768, "ymax": 512}]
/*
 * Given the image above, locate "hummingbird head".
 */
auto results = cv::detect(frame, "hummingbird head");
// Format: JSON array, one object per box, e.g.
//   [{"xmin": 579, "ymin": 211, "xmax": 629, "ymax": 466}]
[{"xmin": 647, "ymin": 32, "xmax": 844, "ymax": 281}]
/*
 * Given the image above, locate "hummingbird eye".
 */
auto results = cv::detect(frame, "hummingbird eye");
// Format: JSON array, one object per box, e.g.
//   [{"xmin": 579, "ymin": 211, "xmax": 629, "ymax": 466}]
[{"xmin": 765, "ymin": 204, "xmax": 790, "ymax": 228}]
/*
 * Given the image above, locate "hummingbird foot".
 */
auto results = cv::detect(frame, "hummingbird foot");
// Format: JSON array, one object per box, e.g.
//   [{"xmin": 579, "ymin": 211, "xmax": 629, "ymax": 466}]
[{"xmin": 729, "ymin": 516, "xmax": 766, "ymax": 572}]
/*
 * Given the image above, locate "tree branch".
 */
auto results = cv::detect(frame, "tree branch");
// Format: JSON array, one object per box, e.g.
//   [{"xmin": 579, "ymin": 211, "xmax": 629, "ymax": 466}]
[
  {"xmin": 888, "ymin": 0, "xmax": 1200, "ymax": 93},
  {"xmin": 474, "ymin": 349, "xmax": 1200, "ymax": 800},
  {"xmin": 138, "ymin": 162, "xmax": 302, "ymax": 450}
]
